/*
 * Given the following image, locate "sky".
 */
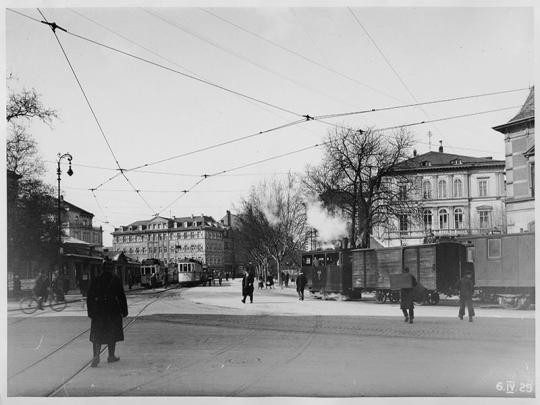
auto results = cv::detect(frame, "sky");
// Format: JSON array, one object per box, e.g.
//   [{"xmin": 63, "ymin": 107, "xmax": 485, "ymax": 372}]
[{"xmin": 4, "ymin": 3, "xmax": 535, "ymax": 246}]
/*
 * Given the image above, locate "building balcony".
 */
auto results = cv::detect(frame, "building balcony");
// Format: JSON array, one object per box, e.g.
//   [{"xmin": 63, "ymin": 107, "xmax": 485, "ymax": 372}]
[{"xmin": 384, "ymin": 227, "xmax": 501, "ymax": 240}]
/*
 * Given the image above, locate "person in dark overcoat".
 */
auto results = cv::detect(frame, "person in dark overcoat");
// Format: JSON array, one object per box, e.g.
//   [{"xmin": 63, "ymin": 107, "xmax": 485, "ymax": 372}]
[
  {"xmin": 241, "ymin": 270, "xmax": 255, "ymax": 303},
  {"xmin": 296, "ymin": 271, "xmax": 308, "ymax": 301},
  {"xmin": 87, "ymin": 261, "xmax": 128, "ymax": 367},
  {"xmin": 400, "ymin": 267, "xmax": 417, "ymax": 324},
  {"xmin": 456, "ymin": 271, "xmax": 475, "ymax": 322}
]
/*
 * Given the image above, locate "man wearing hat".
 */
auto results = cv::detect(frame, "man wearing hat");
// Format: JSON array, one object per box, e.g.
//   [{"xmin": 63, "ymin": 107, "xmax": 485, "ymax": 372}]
[{"xmin": 456, "ymin": 271, "xmax": 475, "ymax": 322}]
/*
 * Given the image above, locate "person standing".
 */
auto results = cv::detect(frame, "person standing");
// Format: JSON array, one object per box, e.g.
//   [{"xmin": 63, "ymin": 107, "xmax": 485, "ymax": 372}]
[
  {"xmin": 456, "ymin": 271, "xmax": 475, "ymax": 322},
  {"xmin": 33, "ymin": 272, "xmax": 50, "ymax": 310},
  {"xmin": 87, "ymin": 261, "xmax": 128, "ymax": 367},
  {"xmin": 296, "ymin": 271, "xmax": 308, "ymax": 301},
  {"xmin": 218, "ymin": 272, "xmax": 223, "ymax": 286},
  {"xmin": 284, "ymin": 273, "xmax": 290, "ymax": 288},
  {"xmin": 400, "ymin": 267, "xmax": 417, "ymax": 324},
  {"xmin": 13, "ymin": 275, "xmax": 22, "ymax": 298},
  {"xmin": 241, "ymin": 270, "xmax": 255, "ymax": 304}
]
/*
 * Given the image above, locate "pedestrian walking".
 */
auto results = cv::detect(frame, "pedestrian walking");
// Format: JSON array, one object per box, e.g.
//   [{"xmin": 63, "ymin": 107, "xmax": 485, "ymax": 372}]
[
  {"xmin": 296, "ymin": 271, "xmax": 307, "ymax": 301},
  {"xmin": 241, "ymin": 270, "xmax": 255, "ymax": 304},
  {"xmin": 218, "ymin": 272, "xmax": 223, "ymax": 286},
  {"xmin": 51, "ymin": 271, "xmax": 65, "ymax": 301},
  {"xmin": 284, "ymin": 273, "xmax": 290, "ymax": 288},
  {"xmin": 225, "ymin": 272, "xmax": 229, "ymax": 281},
  {"xmin": 87, "ymin": 261, "xmax": 128, "ymax": 367},
  {"xmin": 13, "ymin": 275, "xmax": 21, "ymax": 298},
  {"xmin": 33, "ymin": 272, "xmax": 49, "ymax": 310},
  {"xmin": 258, "ymin": 277, "xmax": 264, "ymax": 290},
  {"xmin": 456, "ymin": 271, "xmax": 475, "ymax": 322},
  {"xmin": 400, "ymin": 267, "xmax": 417, "ymax": 324},
  {"xmin": 266, "ymin": 274, "xmax": 274, "ymax": 289}
]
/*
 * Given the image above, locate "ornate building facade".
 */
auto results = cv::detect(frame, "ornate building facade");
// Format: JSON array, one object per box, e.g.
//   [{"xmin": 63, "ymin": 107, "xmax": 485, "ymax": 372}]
[
  {"xmin": 375, "ymin": 145, "xmax": 506, "ymax": 247},
  {"xmin": 493, "ymin": 87, "xmax": 535, "ymax": 233},
  {"xmin": 112, "ymin": 214, "xmax": 229, "ymax": 273}
]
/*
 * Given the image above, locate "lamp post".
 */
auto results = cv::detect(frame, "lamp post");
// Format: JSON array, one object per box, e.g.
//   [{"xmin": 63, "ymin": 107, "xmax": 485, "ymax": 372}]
[{"xmin": 57, "ymin": 153, "xmax": 73, "ymax": 273}]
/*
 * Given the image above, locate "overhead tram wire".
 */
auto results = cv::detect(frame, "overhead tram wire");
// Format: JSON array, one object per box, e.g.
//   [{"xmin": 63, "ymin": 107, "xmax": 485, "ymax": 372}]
[
  {"xmin": 36, "ymin": 8, "xmax": 155, "ymax": 214},
  {"xmin": 348, "ymin": 7, "xmax": 453, "ymax": 140},
  {"xmin": 67, "ymin": 8, "xmax": 303, "ymax": 126},
  {"xmin": 8, "ymin": 8, "xmax": 303, "ymax": 119},
  {"xmin": 69, "ymin": 103, "xmax": 518, "ymax": 216},
  {"xmin": 9, "ymin": 10, "xmax": 526, "ymax": 162},
  {"xmin": 200, "ymin": 8, "xmax": 405, "ymax": 104},
  {"xmin": 142, "ymin": 8, "xmax": 360, "ymax": 110},
  {"xmin": 126, "ymin": 118, "xmax": 307, "ymax": 171}
]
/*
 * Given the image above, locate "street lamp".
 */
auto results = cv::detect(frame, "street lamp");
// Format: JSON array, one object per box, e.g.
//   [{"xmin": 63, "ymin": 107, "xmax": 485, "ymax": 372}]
[{"xmin": 57, "ymin": 153, "xmax": 73, "ymax": 273}]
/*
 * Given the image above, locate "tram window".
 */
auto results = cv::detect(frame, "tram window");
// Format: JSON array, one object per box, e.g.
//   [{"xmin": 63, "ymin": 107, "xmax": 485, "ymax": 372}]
[
  {"xmin": 487, "ymin": 239, "xmax": 501, "ymax": 260},
  {"xmin": 313, "ymin": 254, "xmax": 325, "ymax": 267},
  {"xmin": 466, "ymin": 247, "xmax": 475, "ymax": 263},
  {"xmin": 326, "ymin": 253, "xmax": 339, "ymax": 264},
  {"xmin": 302, "ymin": 256, "xmax": 312, "ymax": 266}
]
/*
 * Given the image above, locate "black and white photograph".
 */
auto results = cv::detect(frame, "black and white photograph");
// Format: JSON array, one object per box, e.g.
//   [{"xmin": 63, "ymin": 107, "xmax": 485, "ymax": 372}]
[{"xmin": 2, "ymin": 1, "xmax": 536, "ymax": 403}]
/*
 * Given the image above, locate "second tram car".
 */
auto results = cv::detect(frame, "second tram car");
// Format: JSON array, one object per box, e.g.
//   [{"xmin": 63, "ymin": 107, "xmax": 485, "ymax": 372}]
[
  {"xmin": 170, "ymin": 259, "xmax": 203, "ymax": 286},
  {"xmin": 140, "ymin": 258, "xmax": 165, "ymax": 288}
]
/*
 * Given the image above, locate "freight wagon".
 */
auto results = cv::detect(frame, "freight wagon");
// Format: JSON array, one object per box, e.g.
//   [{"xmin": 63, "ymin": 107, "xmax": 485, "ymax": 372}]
[
  {"xmin": 301, "ymin": 241, "xmax": 472, "ymax": 305},
  {"xmin": 351, "ymin": 242, "xmax": 471, "ymax": 304},
  {"xmin": 455, "ymin": 232, "xmax": 535, "ymax": 307}
]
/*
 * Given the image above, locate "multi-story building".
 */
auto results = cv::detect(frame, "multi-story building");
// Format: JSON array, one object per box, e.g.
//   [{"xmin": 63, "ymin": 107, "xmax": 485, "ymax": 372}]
[
  {"xmin": 374, "ymin": 144, "xmax": 506, "ymax": 246},
  {"xmin": 61, "ymin": 199, "xmax": 103, "ymax": 248},
  {"xmin": 492, "ymin": 87, "xmax": 535, "ymax": 233},
  {"xmin": 112, "ymin": 214, "xmax": 227, "ymax": 272}
]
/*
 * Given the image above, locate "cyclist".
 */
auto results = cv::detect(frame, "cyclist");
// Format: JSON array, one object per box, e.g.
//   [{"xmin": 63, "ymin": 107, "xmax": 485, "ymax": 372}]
[{"xmin": 33, "ymin": 272, "xmax": 50, "ymax": 310}]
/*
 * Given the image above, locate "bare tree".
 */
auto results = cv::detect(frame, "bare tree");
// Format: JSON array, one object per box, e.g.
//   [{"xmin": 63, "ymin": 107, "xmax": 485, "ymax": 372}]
[
  {"xmin": 6, "ymin": 88, "xmax": 57, "ymax": 124},
  {"xmin": 6, "ymin": 123, "xmax": 45, "ymax": 179},
  {"xmin": 236, "ymin": 174, "xmax": 309, "ymax": 285},
  {"xmin": 304, "ymin": 127, "xmax": 421, "ymax": 248}
]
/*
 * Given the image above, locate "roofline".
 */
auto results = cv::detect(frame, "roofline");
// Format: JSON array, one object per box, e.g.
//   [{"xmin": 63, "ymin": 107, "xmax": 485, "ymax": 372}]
[
  {"xmin": 492, "ymin": 116, "xmax": 534, "ymax": 132},
  {"xmin": 392, "ymin": 161, "xmax": 505, "ymax": 174}
]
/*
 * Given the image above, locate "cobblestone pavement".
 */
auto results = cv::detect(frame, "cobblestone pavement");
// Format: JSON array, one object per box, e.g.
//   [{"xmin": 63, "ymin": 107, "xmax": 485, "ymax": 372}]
[{"xmin": 8, "ymin": 311, "xmax": 534, "ymax": 397}]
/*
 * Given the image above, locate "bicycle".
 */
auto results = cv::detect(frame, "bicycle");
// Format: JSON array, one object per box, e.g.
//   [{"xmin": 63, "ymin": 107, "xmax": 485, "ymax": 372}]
[{"xmin": 19, "ymin": 290, "xmax": 67, "ymax": 314}]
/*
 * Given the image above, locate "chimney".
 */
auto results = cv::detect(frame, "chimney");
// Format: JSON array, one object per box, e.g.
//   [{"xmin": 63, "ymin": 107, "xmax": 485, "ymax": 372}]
[
  {"xmin": 227, "ymin": 210, "xmax": 231, "ymax": 226},
  {"xmin": 341, "ymin": 237, "xmax": 349, "ymax": 249},
  {"xmin": 413, "ymin": 149, "xmax": 417, "ymax": 157},
  {"xmin": 438, "ymin": 140, "xmax": 444, "ymax": 153}
]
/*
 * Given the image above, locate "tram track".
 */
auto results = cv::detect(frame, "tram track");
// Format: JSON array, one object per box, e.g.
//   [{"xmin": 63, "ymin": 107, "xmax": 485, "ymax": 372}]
[
  {"xmin": 45, "ymin": 284, "xmax": 183, "ymax": 397},
  {"xmin": 7, "ymin": 284, "xmax": 182, "ymax": 396}
]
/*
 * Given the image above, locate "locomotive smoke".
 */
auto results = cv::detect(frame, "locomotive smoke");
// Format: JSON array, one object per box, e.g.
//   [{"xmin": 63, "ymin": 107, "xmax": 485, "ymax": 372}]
[{"xmin": 305, "ymin": 199, "xmax": 348, "ymax": 242}]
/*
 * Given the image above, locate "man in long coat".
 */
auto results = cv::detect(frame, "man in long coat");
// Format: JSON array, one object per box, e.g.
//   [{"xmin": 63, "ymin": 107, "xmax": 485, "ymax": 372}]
[
  {"xmin": 241, "ymin": 270, "xmax": 255, "ymax": 303},
  {"xmin": 87, "ymin": 261, "xmax": 128, "ymax": 367},
  {"xmin": 296, "ymin": 271, "xmax": 308, "ymax": 301},
  {"xmin": 456, "ymin": 271, "xmax": 475, "ymax": 322},
  {"xmin": 400, "ymin": 267, "xmax": 417, "ymax": 324}
]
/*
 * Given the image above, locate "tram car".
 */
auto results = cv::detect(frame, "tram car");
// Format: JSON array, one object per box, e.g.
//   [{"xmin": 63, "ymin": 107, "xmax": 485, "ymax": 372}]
[
  {"xmin": 455, "ymin": 232, "xmax": 534, "ymax": 307},
  {"xmin": 170, "ymin": 259, "xmax": 204, "ymax": 286},
  {"xmin": 140, "ymin": 258, "xmax": 166, "ymax": 288},
  {"xmin": 301, "ymin": 241, "xmax": 471, "ymax": 305}
]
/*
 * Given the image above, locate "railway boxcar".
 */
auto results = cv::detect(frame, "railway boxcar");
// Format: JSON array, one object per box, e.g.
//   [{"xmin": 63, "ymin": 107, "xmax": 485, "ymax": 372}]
[
  {"xmin": 456, "ymin": 232, "xmax": 534, "ymax": 306},
  {"xmin": 301, "ymin": 250, "xmax": 353, "ymax": 298},
  {"xmin": 351, "ymin": 242, "xmax": 470, "ymax": 304}
]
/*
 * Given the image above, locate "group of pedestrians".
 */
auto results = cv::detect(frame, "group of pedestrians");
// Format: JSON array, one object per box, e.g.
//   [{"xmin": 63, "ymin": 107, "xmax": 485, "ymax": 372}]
[{"xmin": 241, "ymin": 269, "xmax": 308, "ymax": 303}]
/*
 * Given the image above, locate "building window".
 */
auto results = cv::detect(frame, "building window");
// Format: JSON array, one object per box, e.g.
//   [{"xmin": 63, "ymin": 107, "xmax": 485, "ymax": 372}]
[
  {"xmin": 398, "ymin": 214, "xmax": 408, "ymax": 232},
  {"xmin": 453, "ymin": 179, "xmax": 463, "ymax": 198},
  {"xmin": 439, "ymin": 209, "xmax": 448, "ymax": 229},
  {"xmin": 479, "ymin": 210, "xmax": 490, "ymax": 229},
  {"xmin": 398, "ymin": 185, "xmax": 407, "ymax": 200},
  {"xmin": 423, "ymin": 209, "xmax": 432, "ymax": 229},
  {"xmin": 422, "ymin": 181, "xmax": 432, "ymax": 199},
  {"xmin": 454, "ymin": 208, "xmax": 463, "ymax": 229},
  {"xmin": 478, "ymin": 179, "xmax": 488, "ymax": 197},
  {"xmin": 438, "ymin": 179, "xmax": 447, "ymax": 198}
]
